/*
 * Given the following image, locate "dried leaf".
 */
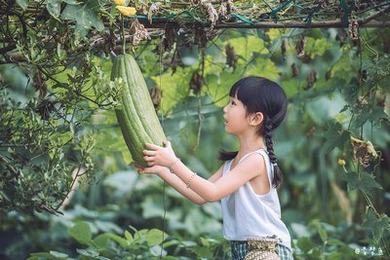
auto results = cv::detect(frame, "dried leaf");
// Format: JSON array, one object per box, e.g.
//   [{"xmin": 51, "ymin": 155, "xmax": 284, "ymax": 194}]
[
  {"xmin": 348, "ymin": 20, "xmax": 359, "ymax": 41},
  {"xmin": 225, "ymin": 43, "xmax": 238, "ymax": 69},
  {"xmin": 350, "ymin": 136, "xmax": 379, "ymax": 168},
  {"xmin": 150, "ymin": 86, "xmax": 162, "ymax": 110},
  {"xmin": 147, "ymin": 2, "xmax": 161, "ymax": 24},
  {"xmin": 219, "ymin": 0, "xmax": 235, "ymax": 20},
  {"xmin": 296, "ymin": 35, "xmax": 305, "ymax": 58},
  {"xmin": 281, "ymin": 39, "xmax": 287, "ymax": 57},
  {"xmin": 202, "ymin": 2, "xmax": 218, "ymax": 29},
  {"xmin": 305, "ymin": 70, "xmax": 317, "ymax": 89},
  {"xmin": 291, "ymin": 63, "xmax": 299, "ymax": 77},
  {"xmin": 190, "ymin": 71, "xmax": 203, "ymax": 94},
  {"xmin": 130, "ymin": 19, "xmax": 151, "ymax": 46}
]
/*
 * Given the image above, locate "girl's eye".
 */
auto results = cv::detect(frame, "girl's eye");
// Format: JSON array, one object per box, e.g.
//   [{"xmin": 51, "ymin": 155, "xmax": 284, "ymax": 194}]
[{"xmin": 226, "ymin": 98, "xmax": 236, "ymax": 106}]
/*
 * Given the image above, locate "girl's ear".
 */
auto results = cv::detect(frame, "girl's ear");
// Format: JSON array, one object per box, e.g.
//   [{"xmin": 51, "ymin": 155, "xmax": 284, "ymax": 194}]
[{"xmin": 249, "ymin": 112, "xmax": 264, "ymax": 127}]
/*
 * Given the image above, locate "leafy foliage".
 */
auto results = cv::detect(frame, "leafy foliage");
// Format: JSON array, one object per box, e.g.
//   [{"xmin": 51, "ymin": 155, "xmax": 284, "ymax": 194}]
[{"xmin": 1, "ymin": 0, "xmax": 390, "ymax": 259}]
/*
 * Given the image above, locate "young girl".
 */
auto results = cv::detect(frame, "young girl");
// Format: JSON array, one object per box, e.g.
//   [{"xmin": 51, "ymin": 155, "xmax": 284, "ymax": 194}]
[{"xmin": 136, "ymin": 76, "xmax": 293, "ymax": 259}]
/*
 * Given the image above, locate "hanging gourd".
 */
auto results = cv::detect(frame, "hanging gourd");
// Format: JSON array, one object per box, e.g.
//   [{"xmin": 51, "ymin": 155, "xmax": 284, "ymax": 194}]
[
  {"xmin": 110, "ymin": 0, "xmax": 165, "ymax": 167},
  {"xmin": 111, "ymin": 54, "xmax": 166, "ymax": 167}
]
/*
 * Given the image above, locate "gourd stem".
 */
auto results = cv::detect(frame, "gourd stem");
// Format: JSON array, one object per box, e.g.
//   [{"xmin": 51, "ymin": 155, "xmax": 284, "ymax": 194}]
[{"xmin": 121, "ymin": 15, "xmax": 126, "ymax": 54}]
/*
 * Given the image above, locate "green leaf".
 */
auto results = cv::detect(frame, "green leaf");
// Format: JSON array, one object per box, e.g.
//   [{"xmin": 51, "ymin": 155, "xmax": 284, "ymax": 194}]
[
  {"xmin": 61, "ymin": 1, "xmax": 104, "ymax": 36},
  {"xmin": 280, "ymin": 79, "xmax": 300, "ymax": 98},
  {"xmin": 351, "ymin": 106, "xmax": 388, "ymax": 129},
  {"xmin": 93, "ymin": 233, "xmax": 110, "ymax": 249},
  {"xmin": 68, "ymin": 221, "xmax": 92, "ymax": 245},
  {"xmin": 363, "ymin": 208, "xmax": 390, "ymax": 243},
  {"xmin": 124, "ymin": 230, "xmax": 133, "ymax": 241},
  {"xmin": 16, "ymin": 0, "xmax": 28, "ymax": 10},
  {"xmin": 134, "ymin": 229, "xmax": 148, "ymax": 240},
  {"xmin": 28, "ymin": 251, "xmax": 71, "ymax": 260},
  {"xmin": 244, "ymin": 57, "xmax": 279, "ymax": 81},
  {"xmin": 322, "ymin": 123, "xmax": 350, "ymax": 153},
  {"xmin": 76, "ymin": 248, "xmax": 99, "ymax": 258},
  {"xmin": 149, "ymin": 244, "xmax": 167, "ymax": 257},
  {"xmin": 63, "ymin": 0, "xmax": 80, "ymax": 4},
  {"xmin": 151, "ymin": 67, "xmax": 191, "ymax": 115},
  {"xmin": 305, "ymin": 37, "xmax": 332, "ymax": 59},
  {"xmin": 145, "ymin": 228, "xmax": 167, "ymax": 246},
  {"xmin": 332, "ymin": 55, "xmax": 357, "ymax": 85},
  {"xmin": 28, "ymin": 252, "xmax": 55, "ymax": 260},
  {"xmin": 312, "ymin": 221, "xmax": 328, "ymax": 243},
  {"xmin": 47, "ymin": 0, "xmax": 62, "ymax": 19},
  {"xmin": 190, "ymin": 245, "xmax": 214, "ymax": 257},
  {"xmin": 105, "ymin": 233, "xmax": 129, "ymax": 248},
  {"xmin": 266, "ymin": 29, "xmax": 284, "ymax": 41},
  {"xmin": 205, "ymin": 67, "xmax": 245, "ymax": 107},
  {"xmin": 200, "ymin": 237, "xmax": 210, "ymax": 247},
  {"xmin": 49, "ymin": 251, "xmax": 69, "ymax": 258},
  {"xmin": 227, "ymin": 35, "xmax": 268, "ymax": 61},
  {"xmin": 296, "ymin": 236, "xmax": 317, "ymax": 253},
  {"xmin": 341, "ymin": 172, "xmax": 383, "ymax": 194},
  {"xmin": 327, "ymin": 239, "xmax": 345, "ymax": 246}
]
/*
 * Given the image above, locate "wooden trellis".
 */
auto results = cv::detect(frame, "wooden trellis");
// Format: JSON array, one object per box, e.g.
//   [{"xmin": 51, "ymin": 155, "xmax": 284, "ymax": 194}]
[{"xmin": 129, "ymin": 0, "xmax": 390, "ymax": 29}]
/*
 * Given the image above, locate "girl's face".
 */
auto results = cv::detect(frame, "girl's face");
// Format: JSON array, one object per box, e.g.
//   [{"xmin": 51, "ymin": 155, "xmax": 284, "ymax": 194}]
[{"xmin": 223, "ymin": 95, "xmax": 249, "ymax": 134}]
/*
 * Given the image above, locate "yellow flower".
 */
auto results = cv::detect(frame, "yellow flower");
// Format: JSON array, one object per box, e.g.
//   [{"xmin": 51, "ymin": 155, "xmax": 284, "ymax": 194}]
[
  {"xmin": 113, "ymin": 0, "xmax": 126, "ymax": 6},
  {"xmin": 116, "ymin": 6, "xmax": 137, "ymax": 16},
  {"xmin": 337, "ymin": 158, "xmax": 346, "ymax": 167}
]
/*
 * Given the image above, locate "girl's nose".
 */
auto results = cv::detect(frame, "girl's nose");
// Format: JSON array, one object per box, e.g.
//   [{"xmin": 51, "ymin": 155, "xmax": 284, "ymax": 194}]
[{"xmin": 223, "ymin": 105, "xmax": 227, "ymax": 113}]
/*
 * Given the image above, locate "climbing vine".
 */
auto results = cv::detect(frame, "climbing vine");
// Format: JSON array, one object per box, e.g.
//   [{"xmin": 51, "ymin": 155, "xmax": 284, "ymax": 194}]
[{"xmin": 1, "ymin": 0, "xmax": 390, "ymax": 258}]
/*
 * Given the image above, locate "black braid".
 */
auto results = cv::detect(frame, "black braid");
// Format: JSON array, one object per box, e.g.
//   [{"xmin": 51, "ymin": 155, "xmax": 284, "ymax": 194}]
[{"xmin": 264, "ymin": 117, "xmax": 283, "ymax": 188}]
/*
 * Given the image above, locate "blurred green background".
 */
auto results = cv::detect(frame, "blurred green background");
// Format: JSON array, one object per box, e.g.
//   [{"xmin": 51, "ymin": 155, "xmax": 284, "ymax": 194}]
[{"xmin": 1, "ymin": 1, "xmax": 390, "ymax": 259}]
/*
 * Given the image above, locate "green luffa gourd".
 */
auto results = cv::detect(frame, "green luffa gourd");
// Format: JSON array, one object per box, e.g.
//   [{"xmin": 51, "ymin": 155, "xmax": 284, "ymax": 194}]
[{"xmin": 111, "ymin": 54, "xmax": 166, "ymax": 167}]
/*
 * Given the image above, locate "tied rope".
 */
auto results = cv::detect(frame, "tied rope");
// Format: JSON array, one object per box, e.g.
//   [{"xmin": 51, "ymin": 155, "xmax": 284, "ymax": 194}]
[{"xmin": 158, "ymin": 26, "xmax": 168, "ymax": 259}]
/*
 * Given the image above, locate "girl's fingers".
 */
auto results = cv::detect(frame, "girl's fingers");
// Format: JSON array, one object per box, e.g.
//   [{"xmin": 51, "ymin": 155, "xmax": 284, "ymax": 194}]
[
  {"xmin": 144, "ymin": 156, "xmax": 154, "ymax": 162},
  {"xmin": 145, "ymin": 143, "xmax": 160, "ymax": 150},
  {"xmin": 147, "ymin": 161, "xmax": 154, "ymax": 166},
  {"xmin": 143, "ymin": 150, "xmax": 156, "ymax": 156},
  {"xmin": 137, "ymin": 166, "xmax": 153, "ymax": 174},
  {"xmin": 143, "ymin": 156, "xmax": 154, "ymax": 165}
]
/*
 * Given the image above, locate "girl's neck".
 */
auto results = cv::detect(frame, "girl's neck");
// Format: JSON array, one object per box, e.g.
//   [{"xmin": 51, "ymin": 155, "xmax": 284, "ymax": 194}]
[{"xmin": 235, "ymin": 135, "xmax": 266, "ymax": 161}]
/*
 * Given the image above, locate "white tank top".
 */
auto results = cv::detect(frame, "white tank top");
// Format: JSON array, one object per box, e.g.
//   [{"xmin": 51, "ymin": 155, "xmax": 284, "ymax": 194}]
[{"xmin": 220, "ymin": 148, "xmax": 292, "ymax": 250}]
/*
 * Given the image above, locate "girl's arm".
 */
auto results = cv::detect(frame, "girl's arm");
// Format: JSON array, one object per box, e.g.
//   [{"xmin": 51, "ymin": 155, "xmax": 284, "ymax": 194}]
[
  {"xmin": 143, "ymin": 141, "xmax": 263, "ymax": 203},
  {"xmin": 157, "ymin": 165, "xmax": 223, "ymax": 205},
  {"xmin": 169, "ymin": 155, "xmax": 263, "ymax": 202}
]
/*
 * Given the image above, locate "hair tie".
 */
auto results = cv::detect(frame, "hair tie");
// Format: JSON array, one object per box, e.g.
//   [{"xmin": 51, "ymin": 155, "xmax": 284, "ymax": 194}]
[{"xmin": 272, "ymin": 162, "xmax": 278, "ymax": 167}]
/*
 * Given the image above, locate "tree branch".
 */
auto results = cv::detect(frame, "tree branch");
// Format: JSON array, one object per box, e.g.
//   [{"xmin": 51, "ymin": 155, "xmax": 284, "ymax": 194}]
[
  {"xmin": 361, "ymin": 6, "xmax": 390, "ymax": 24},
  {"xmin": 138, "ymin": 19, "xmax": 390, "ymax": 29}
]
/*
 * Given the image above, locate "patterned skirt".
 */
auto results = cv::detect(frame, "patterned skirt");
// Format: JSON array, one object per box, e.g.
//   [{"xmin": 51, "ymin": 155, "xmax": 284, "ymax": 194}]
[{"xmin": 230, "ymin": 238, "xmax": 294, "ymax": 260}]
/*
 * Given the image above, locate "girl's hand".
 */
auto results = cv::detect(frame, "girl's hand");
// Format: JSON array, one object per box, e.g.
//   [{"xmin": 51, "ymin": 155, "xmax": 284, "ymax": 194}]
[
  {"xmin": 143, "ymin": 140, "xmax": 178, "ymax": 168},
  {"xmin": 131, "ymin": 162, "xmax": 166, "ymax": 176}
]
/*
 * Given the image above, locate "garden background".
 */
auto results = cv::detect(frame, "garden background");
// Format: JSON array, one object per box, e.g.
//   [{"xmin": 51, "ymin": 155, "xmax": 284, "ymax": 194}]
[{"xmin": 1, "ymin": 0, "xmax": 389, "ymax": 259}]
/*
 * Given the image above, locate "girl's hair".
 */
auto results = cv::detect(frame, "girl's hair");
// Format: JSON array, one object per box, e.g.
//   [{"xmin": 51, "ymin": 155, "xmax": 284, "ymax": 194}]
[{"xmin": 218, "ymin": 76, "xmax": 288, "ymax": 188}]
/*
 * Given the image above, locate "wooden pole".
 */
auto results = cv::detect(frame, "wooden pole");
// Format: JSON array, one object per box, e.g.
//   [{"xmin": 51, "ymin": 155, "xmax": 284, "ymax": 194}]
[{"xmin": 137, "ymin": 19, "xmax": 390, "ymax": 29}]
